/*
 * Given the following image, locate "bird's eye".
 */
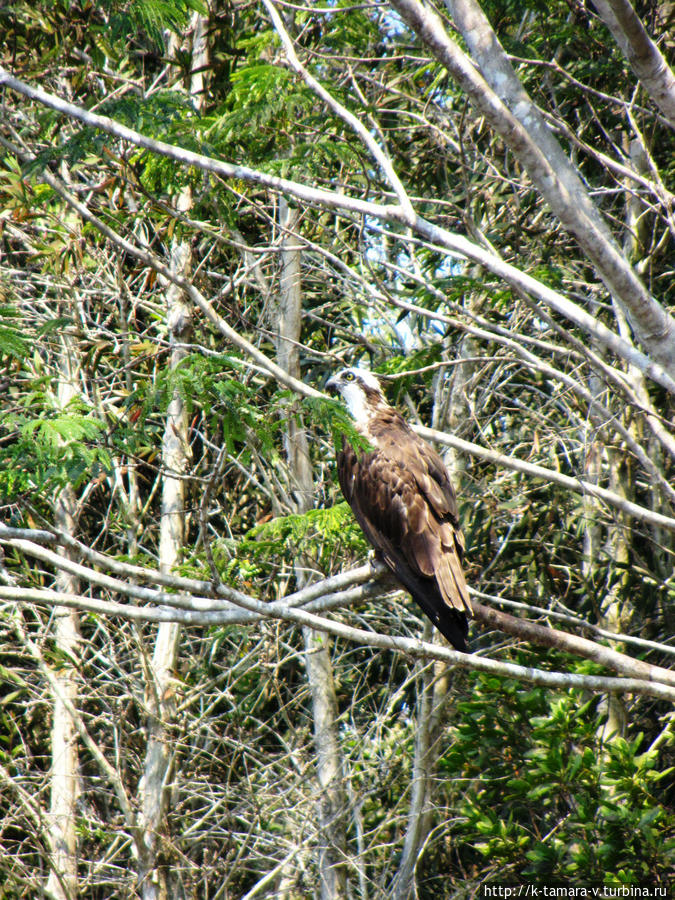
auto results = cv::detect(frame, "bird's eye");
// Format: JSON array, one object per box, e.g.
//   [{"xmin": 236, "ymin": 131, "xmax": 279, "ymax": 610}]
[{"xmin": 344, "ymin": 371, "xmax": 355, "ymax": 382}]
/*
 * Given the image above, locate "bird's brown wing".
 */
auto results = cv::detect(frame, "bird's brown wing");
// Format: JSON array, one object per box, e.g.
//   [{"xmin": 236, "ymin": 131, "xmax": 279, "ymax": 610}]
[
  {"xmin": 336, "ymin": 438, "xmax": 472, "ymax": 629},
  {"xmin": 401, "ymin": 438, "xmax": 471, "ymax": 617}
]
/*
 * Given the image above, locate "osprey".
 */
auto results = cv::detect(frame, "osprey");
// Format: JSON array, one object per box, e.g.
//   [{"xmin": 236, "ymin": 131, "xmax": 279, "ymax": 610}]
[{"xmin": 326, "ymin": 367, "xmax": 472, "ymax": 651}]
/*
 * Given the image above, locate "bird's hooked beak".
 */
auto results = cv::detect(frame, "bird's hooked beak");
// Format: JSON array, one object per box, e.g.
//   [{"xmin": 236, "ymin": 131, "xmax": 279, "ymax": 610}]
[{"xmin": 325, "ymin": 374, "xmax": 341, "ymax": 396}]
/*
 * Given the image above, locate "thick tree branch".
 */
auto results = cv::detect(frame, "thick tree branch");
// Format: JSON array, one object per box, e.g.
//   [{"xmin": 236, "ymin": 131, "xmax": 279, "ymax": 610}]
[
  {"xmin": 6, "ymin": 526, "xmax": 674, "ymax": 656},
  {"xmin": 592, "ymin": 0, "xmax": 675, "ymax": 129},
  {"xmin": 3, "ymin": 583, "xmax": 674, "ymax": 700},
  {"xmin": 389, "ymin": 0, "xmax": 675, "ymax": 375},
  {"xmin": 416, "ymin": 425, "xmax": 675, "ymax": 534},
  {"xmin": 4, "ymin": 528, "xmax": 674, "ymax": 695}
]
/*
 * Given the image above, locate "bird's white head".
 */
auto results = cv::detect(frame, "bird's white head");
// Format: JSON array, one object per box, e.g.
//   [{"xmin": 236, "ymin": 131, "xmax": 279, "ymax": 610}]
[{"xmin": 325, "ymin": 367, "xmax": 387, "ymax": 427}]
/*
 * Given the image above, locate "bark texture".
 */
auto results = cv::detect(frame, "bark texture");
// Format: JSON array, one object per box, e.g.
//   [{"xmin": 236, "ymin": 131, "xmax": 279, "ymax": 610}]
[
  {"xmin": 593, "ymin": 0, "xmax": 675, "ymax": 128},
  {"xmin": 46, "ymin": 330, "xmax": 82, "ymax": 900},
  {"xmin": 276, "ymin": 199, "xmax": 348, "ymax": 899},
  {"xmin": 137, "ymin": 200, "xmax": 193, "ymax": 900}
]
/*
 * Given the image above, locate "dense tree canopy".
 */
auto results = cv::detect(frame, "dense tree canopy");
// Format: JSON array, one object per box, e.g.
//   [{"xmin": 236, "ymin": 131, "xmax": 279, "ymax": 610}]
[{"xmin": 0, "ymin": 0, "xmax": 674, "ymax": 897}]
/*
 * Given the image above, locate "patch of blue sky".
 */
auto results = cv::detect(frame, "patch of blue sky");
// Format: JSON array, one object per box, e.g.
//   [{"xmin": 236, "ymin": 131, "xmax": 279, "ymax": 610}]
[
  {"xmin": 379, "ymin": 7, "xmax": 407, "ymax": 38},
  {"xmin": 361, "ymin": 216, "xmax": 465, "ymax": 351}
]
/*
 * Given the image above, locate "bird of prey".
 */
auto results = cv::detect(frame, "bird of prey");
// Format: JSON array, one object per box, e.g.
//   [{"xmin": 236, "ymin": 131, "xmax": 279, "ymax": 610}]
[{"xmin": 326, "ymin": 367, "xmax": 472, "ymax": 651}]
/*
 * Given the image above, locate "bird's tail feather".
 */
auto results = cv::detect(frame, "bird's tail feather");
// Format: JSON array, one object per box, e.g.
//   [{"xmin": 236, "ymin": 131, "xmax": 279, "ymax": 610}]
[
  {"xmin": 385, "ymin": 555, "xmax": 470, "ymax": 652},
  {"xmin": 414, "ymin": 591, "xmax": 469, "ymax": 652}
]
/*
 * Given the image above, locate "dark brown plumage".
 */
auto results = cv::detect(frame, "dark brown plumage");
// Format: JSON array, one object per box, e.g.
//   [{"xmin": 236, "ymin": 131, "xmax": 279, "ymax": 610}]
[{"xmin": 326, "ymin": 368, "xmax": 472, "ymax": 651}]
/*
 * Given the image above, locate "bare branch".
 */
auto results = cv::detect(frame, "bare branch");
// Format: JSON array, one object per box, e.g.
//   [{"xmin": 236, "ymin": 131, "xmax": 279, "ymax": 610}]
[
  {"xmin": 263, "ymin": 0, "xmax": 415, "ymax": 217},
  {"xmin": 416, "ymin": 425, "xmax": 675, "ymax": 534},
  {"xmin": 3, "ymin": 584, "xmax": 674, "ymax": 700}
]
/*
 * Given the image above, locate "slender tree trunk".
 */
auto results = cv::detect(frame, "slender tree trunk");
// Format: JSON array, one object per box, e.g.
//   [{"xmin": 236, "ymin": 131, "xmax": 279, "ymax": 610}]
[
  {"xmin": 137, "ymin": 223, "xmax": 192, "ymax": 900},
  {"xmin": 46, "ymin": 331, "xmax": 82, "ymax": 900},
  {"xmin": 275, "ymin": 199, "xmax": 348, "ymax": 899},
  {"xmin": 276, "ymin": 201, "xmax": 313, "ymax": 509},
  {"xmin": 137, "ymin": 16, "xmax": 206, "ymax": 894},
  {"xmin": 595, "ymin": 136, "xmax": 654, "ymax": 745},
  {"xmin": 392, "ymin": 627, "xmax": 441, "ymax": 900},
  {"xmin": 46, "ymin": 530, "xmax": 80, "ymax": 900},
  {"xmin": 303, "ymin": 628, "xmax": 349, "ymax": 900},
  {"xmin": 117, "ymin": 286, "xmax": 142, "ymax": 554}
]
